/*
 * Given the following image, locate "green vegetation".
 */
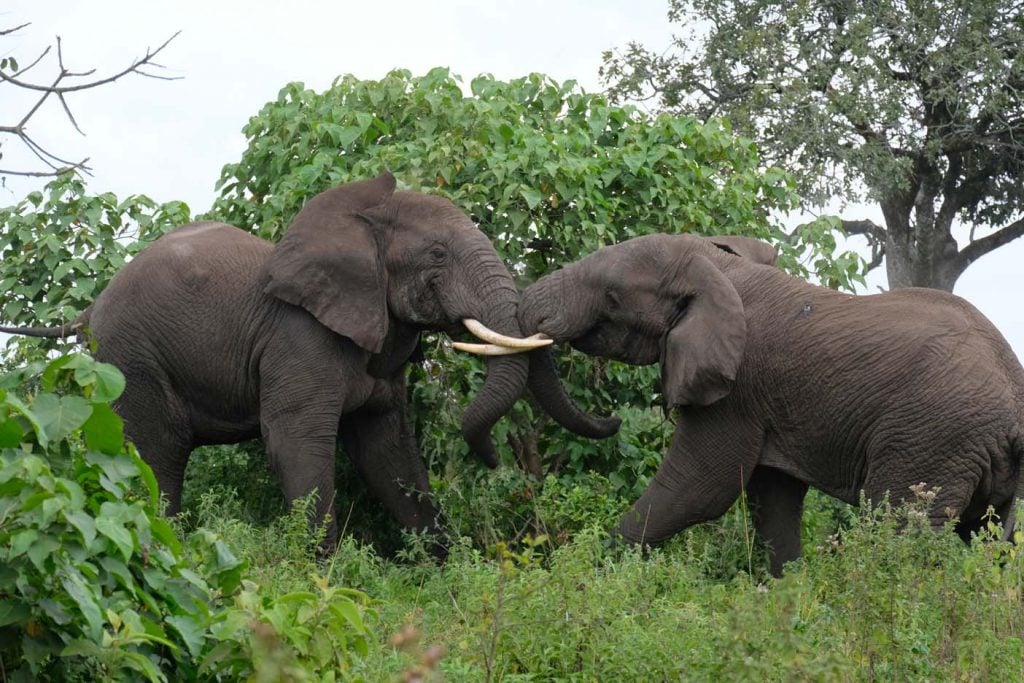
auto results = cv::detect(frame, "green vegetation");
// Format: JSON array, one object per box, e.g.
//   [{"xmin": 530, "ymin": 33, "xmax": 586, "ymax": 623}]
[
  {"xmin": 0, "ymin": 356, "xmax": 376, "ymax": 681},
  {"xmin": 1, "ymin": 66, "xmax": 1020, "ymax": 680},
  {"xmin": 601, "ymin": 0, "xmax": 1024, "ymax": 291}
]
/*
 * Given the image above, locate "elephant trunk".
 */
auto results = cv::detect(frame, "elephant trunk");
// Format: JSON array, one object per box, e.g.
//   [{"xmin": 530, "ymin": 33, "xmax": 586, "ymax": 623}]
[
  {"xmin": 527, "ymin": 348, "xmax": 621, "ymax": 438},
  {"xmin": 459, "ymin": 256, "xmax": 530, "ymax": 468},
  {"xmin": 517, "ymin": 270, "xmax": 621, "ymax": 439}
]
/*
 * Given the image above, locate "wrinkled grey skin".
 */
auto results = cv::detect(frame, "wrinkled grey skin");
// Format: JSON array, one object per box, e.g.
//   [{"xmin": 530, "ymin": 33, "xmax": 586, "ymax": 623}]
[
  {"xmin": 520, "ymin": 233, "xmax": 1024, "ymax": 576},
  {"xmin": 0, "ymin": 173, "xmax": 563, "ymax": 558}
]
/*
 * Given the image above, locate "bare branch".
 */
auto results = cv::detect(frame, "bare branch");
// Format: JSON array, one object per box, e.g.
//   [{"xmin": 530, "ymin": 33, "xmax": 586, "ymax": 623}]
[
  {"xmin": 1, "ymin": 29, "xmax": 180, "ymax": 178},
  {"xmin": 10, "ymin": 46, "xmax": 51, "ymax": 78},
  {"xmin": 0, "ymin": 164, "xmax": 87, "ymax": 177},
  {"xmin": 0, "ymin": 31, "xmax": 181, "ymax": 93},
  {"xmin": 0, "ymin": 23, "xmax": 31, "ymax": 37},
  {"xmin": 957, "ymin": 217, "xmax": 1024, "ymax": 271},
  {"xmin": 842, "ymin": 218, "xmax": 887, "ymax": 271},
  {"xmin": 842, "ymin": 218, "xmax": 886, "ymax": 242}
]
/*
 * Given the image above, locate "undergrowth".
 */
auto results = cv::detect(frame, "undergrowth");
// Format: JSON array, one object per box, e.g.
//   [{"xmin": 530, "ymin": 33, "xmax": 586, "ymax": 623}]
[{"xmin": 191, "ymin": 480, "xmax": 1024, "ymax": 682}]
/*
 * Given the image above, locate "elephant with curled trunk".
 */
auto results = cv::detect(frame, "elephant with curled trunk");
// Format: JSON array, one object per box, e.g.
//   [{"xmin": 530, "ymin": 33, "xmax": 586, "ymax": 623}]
[
  {"xmin": 0, "ymin": 172, "xmax": 613, "ymax": 557},
  {"xmin": 514, "ymin": 232, "xmax": 1024, "ymax": 576}
]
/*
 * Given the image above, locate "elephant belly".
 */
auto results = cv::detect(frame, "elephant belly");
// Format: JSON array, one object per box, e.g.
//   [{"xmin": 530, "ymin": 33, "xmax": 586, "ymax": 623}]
[
  {"xmin": 188, "ymin": 403, "xmax": 262, "ymax": 446},
  {"xmin": 757, "ymin": 431, "xmax": 862, "ymax": 504}
]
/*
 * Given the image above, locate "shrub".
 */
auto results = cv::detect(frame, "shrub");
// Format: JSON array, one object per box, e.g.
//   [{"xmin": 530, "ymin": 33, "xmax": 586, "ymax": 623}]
[{"xmin": 0, "ymin": 354, "xmax": 377, "ymax": 681}]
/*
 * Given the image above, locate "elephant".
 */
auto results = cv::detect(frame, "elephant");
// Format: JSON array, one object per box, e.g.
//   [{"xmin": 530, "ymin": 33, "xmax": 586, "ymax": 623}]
[
  {"xmin": 514, "ymin": 232, "xmax": 1024, "ymax": 576},
  {"xmin": 0, "ymin": 172, "xmax": 615, "ymax": 557}
]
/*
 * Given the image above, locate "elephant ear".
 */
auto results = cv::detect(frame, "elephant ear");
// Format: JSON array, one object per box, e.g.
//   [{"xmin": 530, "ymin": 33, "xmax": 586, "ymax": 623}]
[
  {"xmin": 264, "ymin": 172, "xmax": 397, "ymax": 353},
  {"xmin": 708, "ymin": 235, "xmax": 779, "ymax": 266},
  {"xmin": 661, "ymin": 250, "xmax": 747, "ymax": 407}
]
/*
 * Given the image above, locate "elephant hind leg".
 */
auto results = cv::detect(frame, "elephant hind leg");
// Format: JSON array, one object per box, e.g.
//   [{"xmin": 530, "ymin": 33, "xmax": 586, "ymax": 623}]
[
  {"xmin": 862, "ymin": 446, "xmax": 983, "ymax": 538},
  {"xmin": 746, "ymin": 466, "xmax": 809, "ymax": 577},
  {"xmin": 115, "ymin": 381, "xmax": 194, "ymax": 515}
]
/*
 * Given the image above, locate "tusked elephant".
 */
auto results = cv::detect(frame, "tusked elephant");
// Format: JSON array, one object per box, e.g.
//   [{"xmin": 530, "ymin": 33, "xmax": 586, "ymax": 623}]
[
  {"xmin": 0, "ymin": 172, "xmax": 614, "ymax": 557},
  {"xmin": 513, "ymin": 232, "xmax": 1024, "ymax": 576}
]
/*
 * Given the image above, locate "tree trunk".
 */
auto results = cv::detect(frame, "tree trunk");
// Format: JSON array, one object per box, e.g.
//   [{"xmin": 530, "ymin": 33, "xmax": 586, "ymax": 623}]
[{"xmin": 880, "ymin": 189, "xmax": 962, "ymax": 292}]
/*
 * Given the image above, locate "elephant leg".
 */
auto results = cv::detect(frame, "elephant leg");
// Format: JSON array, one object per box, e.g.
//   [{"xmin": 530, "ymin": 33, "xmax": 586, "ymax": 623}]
[
  {"xmin": 259, "ymin": 403, "xmax": 343, "ymax": 550},
  {"xmin": 618, "ymin": 404, "xmax": 763, "ymax": 546},
  {"xmin": 339, "ymin": 406, "xmax": 448, "ymax": 560},
  {"xmin": 114, "ymin": 375, "xmax": 193, "ymax": 515},
  {"xmin": 862, "ymin": 444, "xmax": 982, "ymax": 536},
  {"xmin": 745, "ymin": 466, "xmax": 809, "ymax": 577}
]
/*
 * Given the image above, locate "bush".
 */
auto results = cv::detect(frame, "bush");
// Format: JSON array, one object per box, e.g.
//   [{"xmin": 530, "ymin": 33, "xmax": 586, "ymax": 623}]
[{"xmin": 0, "ymin": 354, "xmax": 377, "ymax": 681}]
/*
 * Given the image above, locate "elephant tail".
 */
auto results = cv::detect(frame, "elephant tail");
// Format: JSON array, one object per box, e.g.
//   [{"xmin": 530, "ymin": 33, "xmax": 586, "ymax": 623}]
[{"xmin": 0, "ymin": 308, "xmax": 90, "ymax": 338}]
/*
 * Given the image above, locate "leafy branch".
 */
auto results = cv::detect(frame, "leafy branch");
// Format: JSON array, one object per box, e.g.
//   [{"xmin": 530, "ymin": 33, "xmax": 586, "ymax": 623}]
[{"xmin": 0, "ymin": 24, "xmax": 180, "ymax": 179}]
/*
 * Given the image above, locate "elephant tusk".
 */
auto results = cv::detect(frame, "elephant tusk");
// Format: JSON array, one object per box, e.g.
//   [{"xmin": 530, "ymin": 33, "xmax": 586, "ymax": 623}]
[
  {"xmin": 452, "ymin": 334, "xmax": 551, "ymax": 356},
  {"xmin": 462, "ymin": 318, "xmax": 553, "ymax": 349},
  {"xmin": 452, "ymin": 342, "xmax": 529, "ymax": 356}
]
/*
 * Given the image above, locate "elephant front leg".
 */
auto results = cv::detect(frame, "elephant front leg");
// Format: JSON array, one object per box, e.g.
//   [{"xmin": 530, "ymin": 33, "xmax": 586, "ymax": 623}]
[
  {"xmin": 745, "ymin": 465, "xmax": 809, "ymax": 577},
  {"xmin": 340, "ymin": 406, "xmax": 449, "ymax": 561},
  {"xmin": 261, "ymin": 409, "xmax": 342, "ymax": 552},
  {"xmin": 618, "ymin": 404, "xmax": 763, "ymax": 547}
]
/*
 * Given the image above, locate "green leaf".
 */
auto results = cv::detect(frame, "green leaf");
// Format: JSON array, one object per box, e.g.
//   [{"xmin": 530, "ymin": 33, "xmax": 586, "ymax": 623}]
[
  {"xmin": 61, "ymin": 570, "xmax": 104, "ymax": 641},
  {"xmin": 3, "ymin": 394, "xmax": 45, "ymax": 445},
  {"xmin": 26, "ymin": 535, "xmax": 61, "ymax": 569},
  {"xmin": 32, "ymin": 394, "xmax": 93, "ymax": 443},
  {"xmin": 520, "ymin": 186, "xmax": 543, "ymax": 210},
  {"xmin": 82, "ymin": 403, "xmax": 124, "ymax": 455},
  {"xmin": 60, "ymin": 639, "xmax": 103, "ymax": 658},
  {"xmin": 0, "ymin": 415, "xmax": 23, "ymax": 447},
  {"xmin": 65, "ymin": 510, "xmax": 98, "ymax": 546},
  {"xmin": 0, "ymin": 600, "xmax": 30, "ymax": 627},
  {"xmin": 166, "ymin": 614, "xmax": 205, "ymax": 657},
  {"xmin": 9, "ymin": 529, "xmax": 38, "ymax": 558},
  {"xmin": 96, "ymin": 516, "xmax": 134, "ymax": 562},
  {"xmin": 66, "ymin": 357, "xmax": 126, "ymax": 402}
]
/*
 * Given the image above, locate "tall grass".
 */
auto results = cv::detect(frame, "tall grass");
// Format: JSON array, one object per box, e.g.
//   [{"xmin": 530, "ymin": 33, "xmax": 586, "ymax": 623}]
[{"xmin": 189, "ymin": 476, "xmax": 1024, "ymax": 682}]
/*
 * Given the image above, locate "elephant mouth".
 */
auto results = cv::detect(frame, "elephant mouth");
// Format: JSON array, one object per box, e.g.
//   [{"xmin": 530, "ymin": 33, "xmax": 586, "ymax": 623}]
[{"xmin": 572, "ymin": 326, "xmax": 660, "ymax": 365}]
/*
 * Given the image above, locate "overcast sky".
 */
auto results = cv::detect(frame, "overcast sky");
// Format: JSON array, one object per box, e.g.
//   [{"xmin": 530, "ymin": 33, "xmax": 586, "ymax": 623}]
[{"xmin": 2, "ymin": 1, "xmax": 1022, "ymax": 359}]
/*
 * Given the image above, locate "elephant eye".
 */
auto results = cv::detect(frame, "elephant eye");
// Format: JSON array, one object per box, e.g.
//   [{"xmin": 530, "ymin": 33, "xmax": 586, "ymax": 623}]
[
  {"xmin": 428, "ymin": 244, "xmax": 448, "ymax": 262},
  {"xmin": 605, "ymin": 289, "xmax": 621, "ymax": 310}
]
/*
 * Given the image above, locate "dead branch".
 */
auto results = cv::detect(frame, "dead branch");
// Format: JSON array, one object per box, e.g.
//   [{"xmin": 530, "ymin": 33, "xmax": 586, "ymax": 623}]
[{"xmin": 1, "ymin": 24, "xmax": 180, "ymax": 179}]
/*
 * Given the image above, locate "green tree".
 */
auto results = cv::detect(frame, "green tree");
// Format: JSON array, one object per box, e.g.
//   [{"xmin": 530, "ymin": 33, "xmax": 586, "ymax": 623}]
[
  {"xmin": 601, "ymin": 0, "xmax": 1024, "ymax": 291},
  {"xmin": 209, "ymin": 67, "xmax": 855, "ymax": 501}
]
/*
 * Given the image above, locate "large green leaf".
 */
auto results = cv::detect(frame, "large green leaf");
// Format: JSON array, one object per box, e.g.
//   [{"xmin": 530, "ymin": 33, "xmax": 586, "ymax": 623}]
[
  {"xmin": 82, "ymin": 403, "xmax": 124, "ymax": 455},
  {"xmin": 32, "ymin": 393, "xmax": 93, "ymax": 443}
]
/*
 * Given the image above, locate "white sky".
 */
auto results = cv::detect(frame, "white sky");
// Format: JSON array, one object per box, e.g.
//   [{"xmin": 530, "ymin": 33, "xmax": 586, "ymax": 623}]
[{"xmin": 1, "ymin": 1, "xmax": 1022, "ymax": 359}]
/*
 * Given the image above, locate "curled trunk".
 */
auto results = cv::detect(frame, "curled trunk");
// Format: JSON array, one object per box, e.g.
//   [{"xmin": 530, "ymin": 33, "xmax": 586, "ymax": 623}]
[{"xmin": 527, "ymin": 348, "xmax": 621, "ymax": 438}]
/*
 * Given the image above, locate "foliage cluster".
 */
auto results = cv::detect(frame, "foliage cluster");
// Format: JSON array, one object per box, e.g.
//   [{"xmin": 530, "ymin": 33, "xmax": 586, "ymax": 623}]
[
  {"xmin": 0, "ymin": 355, "xmax": 376, "ymax": 681},
  {"xmin": 601, "ymin": 0, "xmax": 1024, "ymax": 290}
]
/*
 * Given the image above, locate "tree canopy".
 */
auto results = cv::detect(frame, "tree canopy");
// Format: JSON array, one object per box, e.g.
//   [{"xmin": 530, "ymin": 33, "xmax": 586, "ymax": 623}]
[
  {"xmin": 602, "ymin": 0, "xmax": 1024, "ymax": 291},
  {"xmin": 207, "ymin": 67, "xmax": 856, "ymax": 485}
]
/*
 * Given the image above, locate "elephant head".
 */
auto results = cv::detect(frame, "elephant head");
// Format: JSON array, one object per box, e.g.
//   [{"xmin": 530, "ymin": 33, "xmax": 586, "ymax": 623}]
[
  {"xmin": 263, "ymin": 172, "xmax": 551, "ymax": 466},
  {"xmin": 518, "ymin": 233, "xmax": 778, "ymax": 411}
]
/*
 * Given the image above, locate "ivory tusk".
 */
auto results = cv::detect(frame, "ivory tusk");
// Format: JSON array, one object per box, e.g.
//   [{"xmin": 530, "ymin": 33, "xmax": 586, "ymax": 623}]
[
  {"xmin": 453, "ymin": 333, "xmax": 552, "ymax": 356},
  {"xmin": 462, "ymin": 318, "xmax": 553, "ymax": 349},
  {"xmin": 452, "ymin": 342, "xmax": 530, "ymax": 356}
]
